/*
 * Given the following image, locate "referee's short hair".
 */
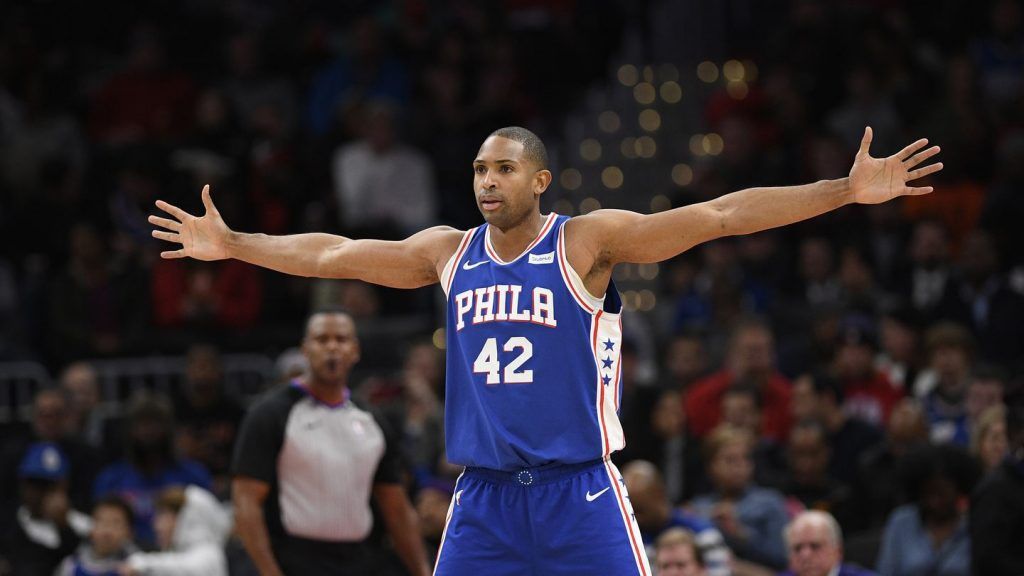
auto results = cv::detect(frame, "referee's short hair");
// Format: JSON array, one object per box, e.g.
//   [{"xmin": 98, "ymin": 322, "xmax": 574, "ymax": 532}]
[{"xmin": 304, "ymin": 306, "xmax": 355, "ymax": 335}]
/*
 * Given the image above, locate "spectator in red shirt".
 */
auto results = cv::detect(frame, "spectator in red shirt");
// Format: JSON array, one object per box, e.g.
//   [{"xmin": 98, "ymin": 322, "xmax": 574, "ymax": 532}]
[
  {"xmin": 685, "ymin": 318, "xmax": 793, "ymax": 442},
  {"xmin": 833, "ymin": 314, "xmax": 904, "ymax": 427},
  {"xmin": 150, "ymin": 259, "xmax": 262, "ymax": 331}
]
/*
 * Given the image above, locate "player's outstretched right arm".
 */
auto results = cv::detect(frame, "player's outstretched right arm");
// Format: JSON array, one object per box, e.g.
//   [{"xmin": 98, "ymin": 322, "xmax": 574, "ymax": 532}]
[{"xmin": 150, "ymin": 185, "xmax": 464, "ymax": 289}]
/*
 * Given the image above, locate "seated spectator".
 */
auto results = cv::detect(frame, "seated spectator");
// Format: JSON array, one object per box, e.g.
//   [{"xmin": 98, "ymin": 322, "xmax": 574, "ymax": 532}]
[
  {"xmin": 689, "ymin": 425, "xmax": 789, "ymax": 571},
  {"xmin": 2, "ymin": 443, "xmax": 91, "ymax": 575},
  {"xmin": 331, "ymin": 100, "xmax": 437, "ymax": 236},
  {"xmin": 93, "ymin": 393, "xmax": 211, "ymax": 547},
  {"xmin": 623, "ymin": 460, "xmax": 732, "ymax": 576},
  {"xmin": 781, "ymin": 510, "xmax": 878, "ymax": 576},
  {"xmin": 150, "ymin": 258, "xmax": 263, "ymax": 332},
  {"xmin": 920, "ymin": 323, "xmax": 976, "ymax": 446},
  {"xmin": 60, "ymin": 362, "xmax": 119, "ymax": 455},
  {"xmin": 781, "ymin": 420, "xmax": 854, "ymax": 529},
  {"xmin": 685, "ymin": 319, "xmax": 792, "ymax": 443},
  {"xmin": 174, "ymin": 344, "xmax": 244, "ymax": 498},
  {"xmin": 654, "ymin": 527, "xmax": 707, "ymax": 576},
  {"xmin": 55, "ymin": 495, "xmax": 138, "ymax": 576},
  {"xmin": 47, "ymin": 222, "xmax": 147, "ymax": 362},
  {"xmin": 965, "ymin": 364, "xmax": 1007, "ymax": 443},
  {"xmin": 895, "ymin": 220, "xmax": 965, "ymax": 330},
  {"xmin": 615, "ymin": 389, "xmax": 705, "ymax": 503},
  {"xmin": 912, "ymin": 322, "xmax": 973, "ymax": 400},
  {"xmin": 0, "ymin": 388, "xmax": 102, "ymax": 526},
  {"xmin": 876, "ymin": 445, "xmax": 978, "ymax": 576},
  {"xmin": 833, "ymin": 314, "xmax": 903, "ymax": 428},
  {"xmin": 721, "ymin": 382, "xmax": 787, "ymax": 488},
  {"xmin": 122, "ymin": 486, "xmax": 231, "ymax": 576},
  {"xmin": 971, "ymin": 405, "xmax": 1008, "ymax": 475},
  {"xmin": 663, "ymin": 331, "xmax": 710, "ymax": 391},
  {"xmin": 970, "ymin": 399, "xmax": 1024, "ymax": 575},
  {"xmin": 791, "ymin": 373, "xmax": 884, "ymax": 485},
  {"xmin": 875, "ymin": 304, "xmax": 923, "ymax": 392},
  {"xmin": 953, "ymin": 229, "xmax": 1024, "ymax": 366},
  {"xmin": 855, "ymin": 398, "xmax": 930, "ymax": 532}
]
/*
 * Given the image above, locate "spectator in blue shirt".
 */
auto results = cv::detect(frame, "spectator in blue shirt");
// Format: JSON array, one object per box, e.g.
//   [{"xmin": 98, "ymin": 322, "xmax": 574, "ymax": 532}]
[
  {"xmin": 876, "ymin": 445, "xmax": 979, "ymax": 576},
  {"xmin": 689, "ymin": 425, "xmax": 790, "ymax": 571},
  {"xmin": 93, "ymin": 393, "xmax": 211, "ymax": 547}
]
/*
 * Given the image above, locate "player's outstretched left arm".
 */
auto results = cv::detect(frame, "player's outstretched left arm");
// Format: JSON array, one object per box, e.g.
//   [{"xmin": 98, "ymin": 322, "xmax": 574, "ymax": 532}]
[{"xmin": 572, "ymin": 126, "xmax": 942, "ymax": 266}]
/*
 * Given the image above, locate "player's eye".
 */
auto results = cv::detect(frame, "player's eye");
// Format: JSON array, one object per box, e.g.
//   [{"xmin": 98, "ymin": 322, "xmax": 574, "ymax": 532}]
[
  {"xmin": 474, "ymin": 165, "xmax": 486, "ymax": 174},
  {"xmin": 500, "ymin": 165, "xmax": 513, "ymax": 173}
]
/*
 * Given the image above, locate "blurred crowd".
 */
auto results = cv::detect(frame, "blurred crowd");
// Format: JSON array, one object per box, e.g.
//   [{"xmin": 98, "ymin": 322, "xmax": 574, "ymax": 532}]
[{"xmin": 3, "ymin": 0, "xmax": 1024, "ymax": 575}]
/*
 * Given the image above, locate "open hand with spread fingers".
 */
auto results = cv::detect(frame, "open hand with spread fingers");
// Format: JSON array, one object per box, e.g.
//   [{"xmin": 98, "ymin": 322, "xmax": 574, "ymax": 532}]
[
  {"xmin": 849, "ymin": 126, "xmax": 944, "ymax": 204},
  {"xmin": 149, "ymin": 185, "xmax": 231, "ymax": 261}
]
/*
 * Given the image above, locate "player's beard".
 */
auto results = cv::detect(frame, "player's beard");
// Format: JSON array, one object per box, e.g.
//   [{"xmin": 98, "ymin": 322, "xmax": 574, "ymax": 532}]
[{"xmin": 484, "ymin": 197, "xmax": 533, "ymax": 233}]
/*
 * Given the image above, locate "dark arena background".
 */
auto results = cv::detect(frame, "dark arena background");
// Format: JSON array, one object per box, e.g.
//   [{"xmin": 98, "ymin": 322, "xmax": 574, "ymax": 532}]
[{"xmin": 1, "ymin": 1, "xmax": 1023, "ymax": 575}]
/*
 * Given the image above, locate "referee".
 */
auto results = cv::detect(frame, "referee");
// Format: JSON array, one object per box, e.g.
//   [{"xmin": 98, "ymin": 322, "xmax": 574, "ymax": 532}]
[{"xmin": 232, "ymin": 310, "xmax": 429, "ymax": 576}]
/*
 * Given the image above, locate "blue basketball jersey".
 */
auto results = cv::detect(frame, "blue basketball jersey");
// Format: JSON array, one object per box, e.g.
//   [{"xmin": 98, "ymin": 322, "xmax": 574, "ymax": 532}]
[{"xmin": 441, "ymin": 213, "xmax": 625, "ymax": 470}]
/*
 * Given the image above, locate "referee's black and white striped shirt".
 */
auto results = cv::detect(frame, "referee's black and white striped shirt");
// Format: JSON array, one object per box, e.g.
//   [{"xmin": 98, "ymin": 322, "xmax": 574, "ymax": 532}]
[{"xmin": 232, "ymin": 381, "xmax": 401, "ymax": 543}]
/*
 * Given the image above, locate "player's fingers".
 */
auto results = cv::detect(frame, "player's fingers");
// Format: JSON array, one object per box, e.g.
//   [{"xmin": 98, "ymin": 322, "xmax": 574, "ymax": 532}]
[
  {"xmin": 160, "ymin": 249, "xmax": 187, "ymax": 259},
  {"xmin": 907, "ymin": 162, "xmax": 943, "ymax": 181},
  {"xmin": 896, "ymin": 138, "xmax": 929, "ymax": 161},
  {"xmin": 155, "ymin": 200, "xmax": 191, "ymax": 221},
  {"xmin": 905, "ymin": 186, "xmax": 934, "ymax": 196},
  {"xmin": 904, "ymin": 145, "xmax": 940, "ymax": 168},
  {"xmin": 857, "ymin": 126, "xmax": 873, "ymax": 157},
  {"xmin": 148, "ymin": 215, "xmax": 182, "ymax": 232},
  {"xmin": 201, "ymin": 184, "xmax": 218, "ymax": 215},
  {"xmin": 152, "ymin": 230, "xmax": 182, "ymax": 243}
]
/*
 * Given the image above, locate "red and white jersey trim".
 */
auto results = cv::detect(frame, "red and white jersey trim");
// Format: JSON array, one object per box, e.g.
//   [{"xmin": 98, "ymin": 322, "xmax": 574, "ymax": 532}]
[
  {"xmin": 483, "ymin": 213, "xmax": 557, "ymax": 265},
  {"xmin": 591, "ymin": 311, "xmax": 625, "ymax": 458},
  {"xmin": 557, "ymin": 222, "xmax": 604, "ymax": 314},
  {"xmin": 441, "ymin": 229, "xmax": 478, "ymax": 297}
]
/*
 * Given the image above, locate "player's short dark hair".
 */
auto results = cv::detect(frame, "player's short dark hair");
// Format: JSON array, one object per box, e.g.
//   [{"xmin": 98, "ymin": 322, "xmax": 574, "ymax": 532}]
[
  {"xmin": 488, "ymin": 126, "xmax": 549, "ymax": 170},
  {"xmin": 93, "ymin": 495, "xmax": 134, "ymax": 526}
]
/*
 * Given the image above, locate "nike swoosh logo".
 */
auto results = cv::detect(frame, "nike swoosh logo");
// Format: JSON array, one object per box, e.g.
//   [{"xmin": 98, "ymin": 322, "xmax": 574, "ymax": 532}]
[
  {"xmin": 455, "ymin": 490, "xmax": 464, "ymax": 506},
  {"xmin": 463, "ymin": 260, "xmax": 488, "ymax": 270},
  {"xmin": 585, "ymin": 487, "xmax": 611, "ymax": 502}
]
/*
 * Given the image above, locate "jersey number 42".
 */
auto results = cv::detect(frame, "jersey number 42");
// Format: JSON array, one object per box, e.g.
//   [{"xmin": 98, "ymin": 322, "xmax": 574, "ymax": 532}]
[{"xmin": 473, "ymin": 337, "xmax": 533, "ymax": 384}]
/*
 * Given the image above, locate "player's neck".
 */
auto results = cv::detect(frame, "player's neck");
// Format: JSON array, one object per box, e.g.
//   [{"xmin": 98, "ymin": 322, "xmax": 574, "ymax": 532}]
[{"xmin": 488, "ymin": 211, "xmax": 545, "ymax": 261}]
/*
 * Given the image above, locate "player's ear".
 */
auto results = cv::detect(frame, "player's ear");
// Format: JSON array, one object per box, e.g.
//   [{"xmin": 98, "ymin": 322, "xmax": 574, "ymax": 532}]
[{"xmin": 534, "ymin": 169, "xmax": 552, "ymax": 196}]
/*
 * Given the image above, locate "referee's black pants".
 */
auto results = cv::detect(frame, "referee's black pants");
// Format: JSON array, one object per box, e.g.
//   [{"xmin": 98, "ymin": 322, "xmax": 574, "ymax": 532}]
[{"xmin": 273, "ymin": 534, "xmax": 373, "ymax": 575}]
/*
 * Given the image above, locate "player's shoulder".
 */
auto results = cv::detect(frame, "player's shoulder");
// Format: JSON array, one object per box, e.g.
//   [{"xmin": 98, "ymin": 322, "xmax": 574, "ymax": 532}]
[
  {"xmin": 412, "ymin": 225, "xmax": 471, "ymax": 257},
  {"xmin": 563, "ymin": 209, "xmax": 641, "ymax": 241}
]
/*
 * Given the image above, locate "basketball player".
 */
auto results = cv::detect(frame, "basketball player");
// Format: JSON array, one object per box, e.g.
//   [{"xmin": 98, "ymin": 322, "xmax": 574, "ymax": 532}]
[{"xmin": 151, "ymin": 126, "xmax": 941, "ymax": 575}]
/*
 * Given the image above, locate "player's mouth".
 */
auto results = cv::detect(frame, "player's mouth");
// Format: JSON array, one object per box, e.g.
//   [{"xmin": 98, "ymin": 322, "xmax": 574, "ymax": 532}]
[{"xmin": 480, "ymin": 197, "xmax": 503, "ymax": 211}]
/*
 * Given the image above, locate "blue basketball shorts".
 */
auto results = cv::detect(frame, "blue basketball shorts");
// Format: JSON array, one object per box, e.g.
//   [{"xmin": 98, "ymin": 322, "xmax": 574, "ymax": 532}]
[{"xmin": 433, "ymin": 458, "xmax": 652, "ymax": 576}]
